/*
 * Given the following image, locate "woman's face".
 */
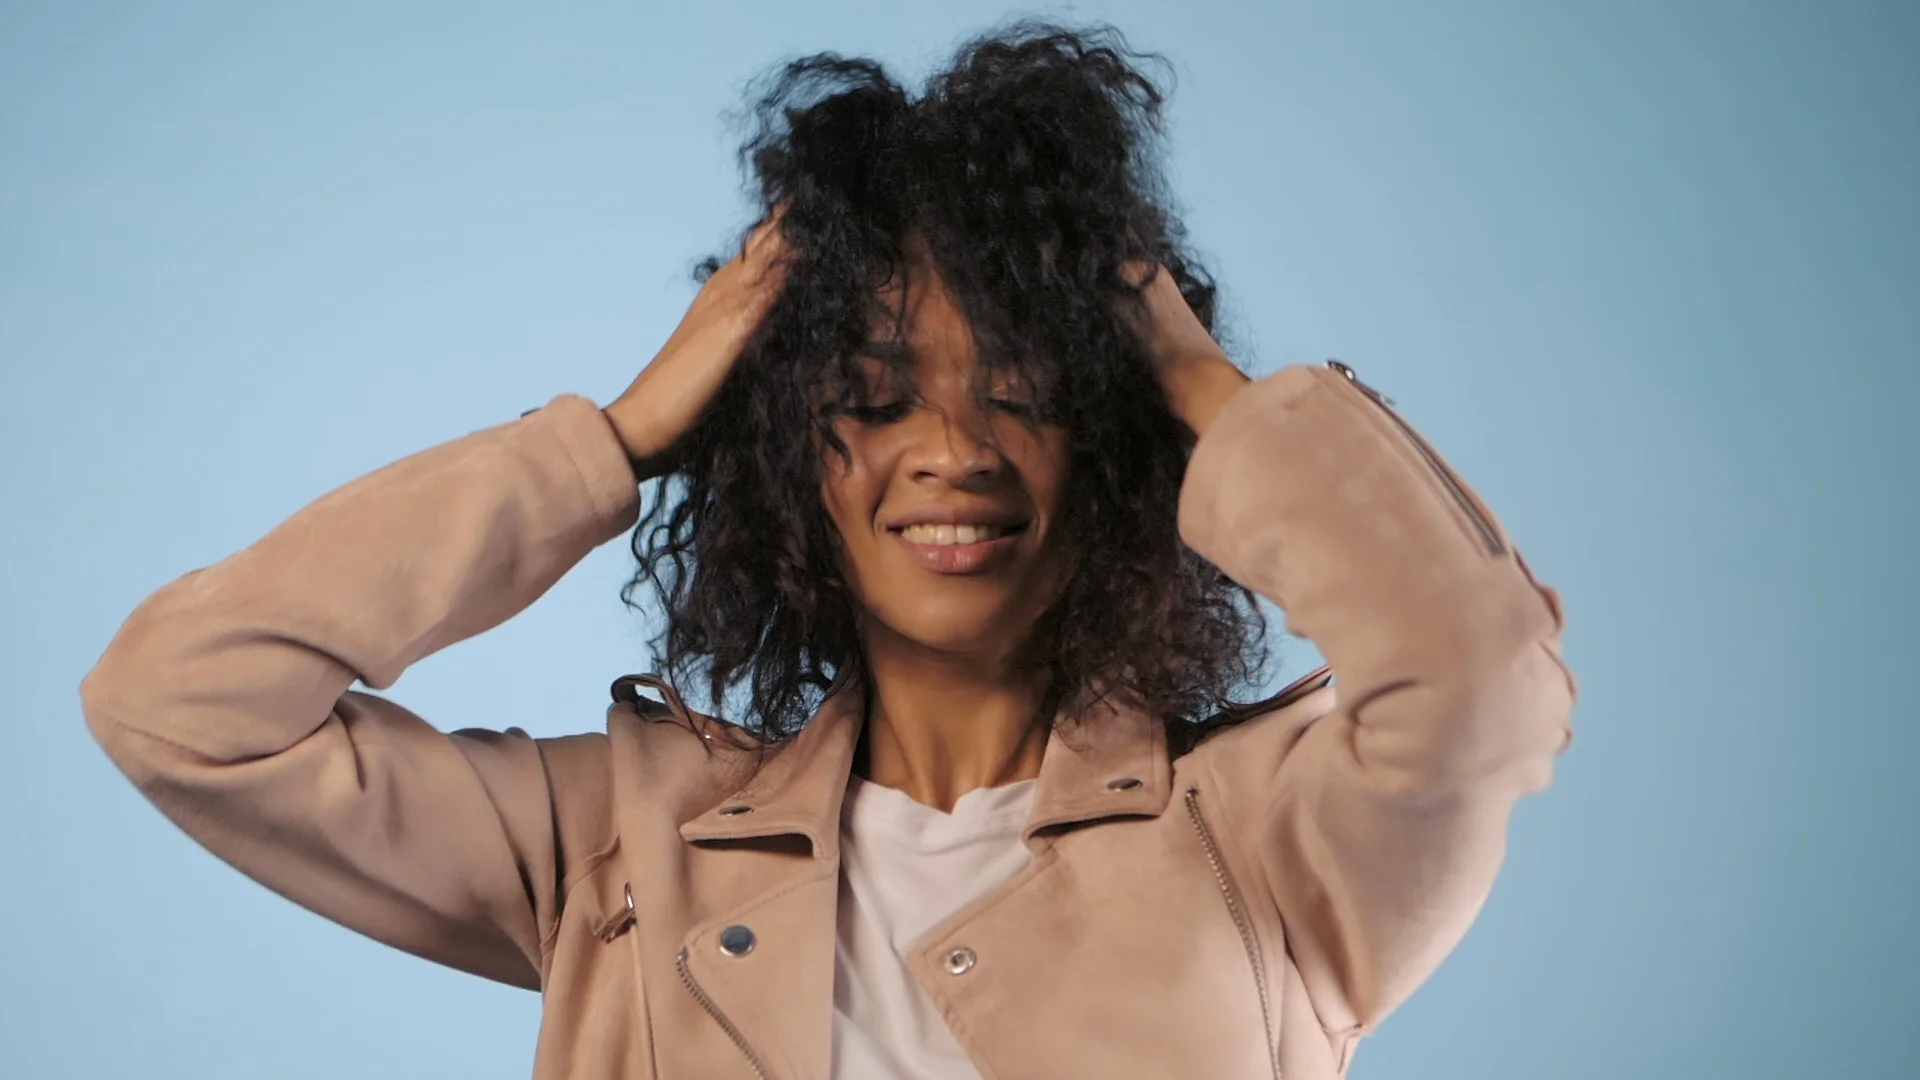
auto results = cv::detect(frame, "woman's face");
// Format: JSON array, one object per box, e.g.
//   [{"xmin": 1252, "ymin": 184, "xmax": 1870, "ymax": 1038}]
[{"xmin": 819, "ymin": 256, "xmax": 1073, "ymax": 664}]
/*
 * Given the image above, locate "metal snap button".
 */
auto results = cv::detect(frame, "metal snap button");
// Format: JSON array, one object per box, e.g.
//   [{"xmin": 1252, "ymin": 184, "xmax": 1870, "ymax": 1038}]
[
  {"xmin": 718, "ymin": 925, "xmax": 756, "ymax": 957},
  {"xmin": 1106, "ymin": 777, "xmax": 1142, "ymax": 791},
  {"xmin": 944, "ymin": 946, "xmax": 976, "ymax": 975},
  {"xmin": 718, "ymin": 804, "xmax": 753, "ymax": 817}
]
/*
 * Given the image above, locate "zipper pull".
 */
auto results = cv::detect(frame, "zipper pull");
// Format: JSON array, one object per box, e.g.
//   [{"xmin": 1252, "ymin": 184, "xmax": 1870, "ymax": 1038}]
[
  {"xmin": 1325, "ymin": 359, "xmax": 1395, "ymax": 407},
  {"xmin": 594, "ymin": 882, "xmax": 636, "ymax": 943}
]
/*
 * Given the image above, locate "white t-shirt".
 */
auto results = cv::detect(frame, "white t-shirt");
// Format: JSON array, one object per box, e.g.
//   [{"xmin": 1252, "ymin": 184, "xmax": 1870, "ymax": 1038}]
[{"xmin": 831, "ymin": 775, "xmax": 1039, "ymax": 1079}]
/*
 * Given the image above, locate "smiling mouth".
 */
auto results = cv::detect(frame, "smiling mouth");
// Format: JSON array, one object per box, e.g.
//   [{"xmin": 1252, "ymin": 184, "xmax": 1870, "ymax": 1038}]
[
  {"xmin": 894, "ymin": 523, "xmax": 1022, "ymax": 546},
  {"xmin": 887, "ymin": 520, "xmax": 1029, "ymax": 575}
]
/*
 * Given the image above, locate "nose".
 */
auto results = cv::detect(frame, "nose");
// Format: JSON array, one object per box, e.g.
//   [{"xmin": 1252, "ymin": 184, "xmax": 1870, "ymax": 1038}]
[{"xmin": 901, "ymin": 401, "xmax": 1005, "ymax": 488}]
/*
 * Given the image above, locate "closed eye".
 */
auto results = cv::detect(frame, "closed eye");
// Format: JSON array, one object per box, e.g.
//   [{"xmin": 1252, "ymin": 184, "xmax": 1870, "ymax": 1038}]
[
  {"xmin": 992, "ymin": 396, "xmax": 1069, "ymax": 425},
  {"xmin": 834, "ymin": 401, "xmax": 913, "ymax": 426}
]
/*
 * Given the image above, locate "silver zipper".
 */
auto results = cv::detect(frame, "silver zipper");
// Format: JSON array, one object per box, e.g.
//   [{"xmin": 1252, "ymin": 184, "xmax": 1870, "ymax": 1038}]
[
  {"xmin": 676, "ymin": 946, "xmax": 770, "ymax": 1080},
  {"xmin": 1185, "ymin": 788, "xmax": 1281, "ymax": 1080},
  {"xmin": 1325, "ymin": 360, "xmax": 1506, "ymax": 557}
]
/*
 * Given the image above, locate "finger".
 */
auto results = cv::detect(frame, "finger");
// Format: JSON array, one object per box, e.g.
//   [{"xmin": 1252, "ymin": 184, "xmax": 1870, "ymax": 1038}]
[
  {"xmin": 744, "ymin": 204, "xmax": 790, "ymax": 259},
  {"xmin": 1121, "ymin": 259, "xmax": 1151, "ymax": 287}
]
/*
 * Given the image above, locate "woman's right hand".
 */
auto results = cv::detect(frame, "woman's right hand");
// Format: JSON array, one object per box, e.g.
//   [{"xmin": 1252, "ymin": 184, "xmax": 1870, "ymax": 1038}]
[{"xmin": 604, "ymin": 211, "xmax": 790, "ymax": 479}]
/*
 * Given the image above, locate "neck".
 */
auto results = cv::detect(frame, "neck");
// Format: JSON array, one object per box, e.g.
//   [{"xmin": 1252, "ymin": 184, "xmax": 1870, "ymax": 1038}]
[{"xmin": 854, "ymin": 629, "xmax": 1052, "ymax": 814}]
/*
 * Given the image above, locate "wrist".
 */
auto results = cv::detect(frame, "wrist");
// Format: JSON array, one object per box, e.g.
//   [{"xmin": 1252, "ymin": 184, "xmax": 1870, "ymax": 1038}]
[
  {"xmin": 1163, "ymin": 353, "xmax": 1249, "ymax": 439},
  {"xmin": 602, "ymin": 400, "xmax": 674, "ymax": 482}
]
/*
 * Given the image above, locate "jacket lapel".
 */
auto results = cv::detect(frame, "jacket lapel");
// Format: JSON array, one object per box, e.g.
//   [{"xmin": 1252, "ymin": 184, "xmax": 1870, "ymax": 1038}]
[
  {"xmin": 1019, "ymin": 667, "xmax": 1335, "ymax": 843},
  {"xmin": 671, "ymin": 693, "xmax": 862, "ymax": 1080},
  {"xmin": 654, "ymin": 670, "xmax": 1332, "ymax": 1078},
  {"xmin": 1022, "ymin": 693, "xmax": 1174, "ymax": 843},
  {"xmin": 677, "ymin": 692, "xmax": 862, "ymax": 857}
]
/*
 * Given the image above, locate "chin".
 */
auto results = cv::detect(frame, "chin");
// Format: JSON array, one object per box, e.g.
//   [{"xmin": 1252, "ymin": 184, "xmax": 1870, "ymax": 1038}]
[{"xmin": 876, "ymin": 594, "xmax": 1043, "ymax": 657}]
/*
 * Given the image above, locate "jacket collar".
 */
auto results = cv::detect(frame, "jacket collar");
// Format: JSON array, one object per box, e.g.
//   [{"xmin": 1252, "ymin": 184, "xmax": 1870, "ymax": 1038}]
[
  {"xmin": 676, "ymin": 687, "xmax": 1175, "ymax": 856},
  {"xmin": 677, "ymin": 690, "xmax": 865, "ymax": 860},
  {"xmin": 1020, "ymin": 692, "xmax": 1172, "ymax": 842}
]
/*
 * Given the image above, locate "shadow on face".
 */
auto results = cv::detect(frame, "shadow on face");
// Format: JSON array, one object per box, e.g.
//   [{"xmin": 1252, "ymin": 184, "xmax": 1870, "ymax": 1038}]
[{"xmin": 818, "ymin": 247, "xmax": 1074, "ymax": 667}]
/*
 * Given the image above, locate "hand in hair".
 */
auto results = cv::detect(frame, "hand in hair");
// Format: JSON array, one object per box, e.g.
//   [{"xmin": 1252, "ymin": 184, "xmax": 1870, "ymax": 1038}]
[
  {"xmin": 1127, "ymin": 259, "xmax": 1250, "ymax": 438},
  {"xmin": 604, "ymin": 210, "xmax": 791, "ymax": 479}
]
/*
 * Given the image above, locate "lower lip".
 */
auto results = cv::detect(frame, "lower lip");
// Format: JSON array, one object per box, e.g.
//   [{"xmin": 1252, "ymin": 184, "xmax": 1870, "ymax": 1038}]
[{"xmin": 890, "ymin": 530, "xmax": 1024, "ymax": 574}]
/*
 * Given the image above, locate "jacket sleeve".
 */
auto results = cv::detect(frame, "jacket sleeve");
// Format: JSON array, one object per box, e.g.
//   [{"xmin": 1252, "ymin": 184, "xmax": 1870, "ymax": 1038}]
[
  {"xmin": 80, "ymin": 395, "xmax": 641, "ymax": 990},
  {"xmin": 1177, "ymin": 363, "xmax": 1577, "ymax": 1034}
]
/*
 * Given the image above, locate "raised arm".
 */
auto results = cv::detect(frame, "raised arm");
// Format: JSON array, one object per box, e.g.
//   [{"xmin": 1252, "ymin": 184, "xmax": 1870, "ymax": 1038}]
[
  {"xmin": 81, "ymin": 396, "xmax": 641, "ymax": 987},
  {"xmin": 1138, "ymin": 262, "xmax": 1575, "ymax": 1034},
  {"xmin": 83, "ymin": 212, "xmax": 792, "ymax": 987},
  {"xmin": 1176, "ymin": 359, "xmax": 1575, "ymax": 1035}
]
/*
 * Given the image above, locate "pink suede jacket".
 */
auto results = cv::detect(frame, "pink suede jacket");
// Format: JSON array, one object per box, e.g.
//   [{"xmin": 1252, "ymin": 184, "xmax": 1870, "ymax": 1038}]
[{"xmin": 83, "ymin": 363, "xmax": 1575, "ymax": 1078}]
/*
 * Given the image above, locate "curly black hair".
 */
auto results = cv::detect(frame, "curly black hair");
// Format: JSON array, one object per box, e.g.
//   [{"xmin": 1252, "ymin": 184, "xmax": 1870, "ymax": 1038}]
[{"xmin": 623, "ymin": 21, "xmax": 1272, "ymax": 743}]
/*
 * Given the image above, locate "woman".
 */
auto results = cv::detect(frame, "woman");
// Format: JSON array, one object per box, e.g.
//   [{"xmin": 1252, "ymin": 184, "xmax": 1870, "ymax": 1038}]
[{"xmin": 83, "ymin": 23, "xmax": 1574, "ymax": 1080}]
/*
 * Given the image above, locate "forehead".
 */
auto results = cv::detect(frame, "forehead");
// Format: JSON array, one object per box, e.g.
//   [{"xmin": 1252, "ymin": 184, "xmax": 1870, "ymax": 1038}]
[
  {"xmin": 856, "ymin": 238, "xmax": 1047, "ymax": 394},
  {"xmin": 872, "ymin": 254, "xmax": 968, "ymax": 335},
  {"xmin": 863, "ymin": 259, "xmax": 978, "ymax": 379}
]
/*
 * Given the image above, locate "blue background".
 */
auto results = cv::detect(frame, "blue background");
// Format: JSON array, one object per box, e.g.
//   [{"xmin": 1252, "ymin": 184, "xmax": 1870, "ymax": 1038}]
[{"xmin": 3, "ymin": 1, "xmax": 1914, "ymax": 1077}]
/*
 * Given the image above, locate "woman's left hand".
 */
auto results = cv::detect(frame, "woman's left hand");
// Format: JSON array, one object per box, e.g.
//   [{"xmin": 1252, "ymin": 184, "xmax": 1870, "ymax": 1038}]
[{"xmin": 1130, "ymin": 263, "xmax": 1251, "ymax": 438}]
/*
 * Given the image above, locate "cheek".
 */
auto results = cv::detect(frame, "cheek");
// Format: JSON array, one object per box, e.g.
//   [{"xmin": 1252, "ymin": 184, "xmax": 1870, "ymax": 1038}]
[
  {"xmin": 1007, "ymin": 425, "xmax": 1072, "ymax": 521},
  {"xmin": 817, "ymin": 465, "xmax": 851, "ymax": 534},
  {"xmin": 817, "ymin": 445, "xmax": 884, "ymax": 557}
]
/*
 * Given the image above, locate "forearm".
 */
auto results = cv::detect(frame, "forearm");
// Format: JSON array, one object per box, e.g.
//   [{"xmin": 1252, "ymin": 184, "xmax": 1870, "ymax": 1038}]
[
  {"xmin": 83, "ymin": 395, "xmax": 639, "ymax": 759},
  {"xmin": 1180, "ymin": 361, "xmax": 1574, "ymax": 1030},
  {"xmin": 1178, "ymin": 362, "xmax": 1572, "ymax": 784},
  {"xmin": 1160, "ymin": 351, "xmax": 1252, "ymax": 440},
  {"xmin": 80, "ymin": 396, "xmax": 640, "ymax": 988}
]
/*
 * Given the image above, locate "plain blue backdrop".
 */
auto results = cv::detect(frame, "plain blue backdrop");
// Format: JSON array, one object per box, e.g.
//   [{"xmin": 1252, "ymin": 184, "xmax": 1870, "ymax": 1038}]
[{"xmin": 2, "ymin": 1, "xmax": 1914, "ymax": 1077}]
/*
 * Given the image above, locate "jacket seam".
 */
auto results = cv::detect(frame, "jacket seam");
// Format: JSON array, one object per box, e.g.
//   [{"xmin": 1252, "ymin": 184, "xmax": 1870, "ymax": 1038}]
[
  {"xmin": 1316, "ymin": 365, "xmax": 1511, "ymax": 562},
  {"xmin": 541, "ymin": 838, "xmax": 623, "ymax": 972},
  {"xmin": 1221, "ymin": 740, "xmax": 1363, "ymax": 1044},
  {"xmin": 90, "ymin": 697, "xmax": 266, "ymax": 764}
]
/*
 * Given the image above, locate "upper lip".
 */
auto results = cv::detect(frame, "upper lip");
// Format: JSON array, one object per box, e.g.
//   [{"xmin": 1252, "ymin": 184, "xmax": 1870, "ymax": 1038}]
[{"xmin": 885, "ymin": 506, "xmax": 1029, "ymax": 530}]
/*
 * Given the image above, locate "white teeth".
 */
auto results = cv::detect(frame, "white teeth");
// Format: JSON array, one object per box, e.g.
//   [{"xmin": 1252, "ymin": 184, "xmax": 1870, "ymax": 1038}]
[{"xmin": 901, "ymin": 523, "xmax": 1008, "ymax": 546}]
